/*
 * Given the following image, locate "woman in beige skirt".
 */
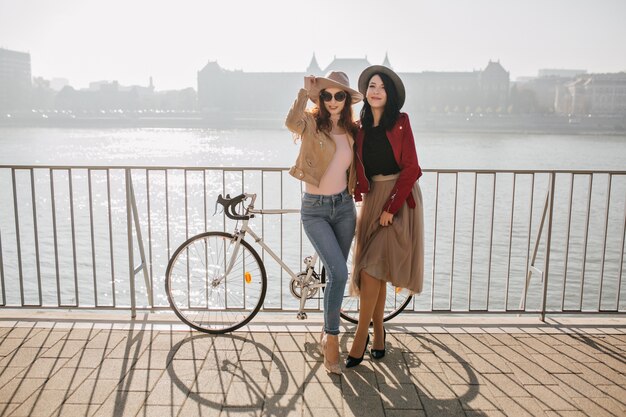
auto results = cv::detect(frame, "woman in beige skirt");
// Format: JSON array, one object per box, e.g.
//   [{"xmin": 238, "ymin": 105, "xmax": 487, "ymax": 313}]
[{"xmin": 346, "ymin": 65, "xmax": 424, "ymax": 368}]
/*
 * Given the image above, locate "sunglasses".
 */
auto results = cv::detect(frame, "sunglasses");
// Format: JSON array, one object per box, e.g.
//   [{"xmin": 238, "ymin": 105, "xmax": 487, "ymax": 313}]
[{"xmin": 320, "ymin": 90, "xmax": 347, "ymax": 102}]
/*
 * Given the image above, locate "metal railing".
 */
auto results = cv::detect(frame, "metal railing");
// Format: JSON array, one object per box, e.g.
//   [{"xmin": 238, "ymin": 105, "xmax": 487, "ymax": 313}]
[{"xmin": 1, "ymin": 165, "xmax": 625, "ymax": 318}]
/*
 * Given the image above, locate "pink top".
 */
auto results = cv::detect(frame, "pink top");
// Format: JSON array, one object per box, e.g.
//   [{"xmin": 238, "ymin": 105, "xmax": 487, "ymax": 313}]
[{"xmin": 305, "ymin": 133, "xmax": 352, "ymax": 195}]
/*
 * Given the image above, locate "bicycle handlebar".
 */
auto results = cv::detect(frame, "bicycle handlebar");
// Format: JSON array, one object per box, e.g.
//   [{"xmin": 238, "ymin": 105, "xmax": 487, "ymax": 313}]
[{"xmin": 215, "ymin": 193, "xmax": 251, "ymax": 220}]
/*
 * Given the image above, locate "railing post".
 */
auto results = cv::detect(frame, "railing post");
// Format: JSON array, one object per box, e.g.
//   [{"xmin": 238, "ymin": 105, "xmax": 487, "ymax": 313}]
[
  {"xmin": 126, "ymin": 169, "xmax": 136, "ymax": 318},
  {"xmin": 540, "ymin": 172, "xmax": 556, "ymax": 321}
]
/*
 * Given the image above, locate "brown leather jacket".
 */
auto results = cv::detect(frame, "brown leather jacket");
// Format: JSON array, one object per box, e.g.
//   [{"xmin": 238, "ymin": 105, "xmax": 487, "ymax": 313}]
[{"xmin": 285, "ymin": 88, "xmax": 357, "ymax": 194}]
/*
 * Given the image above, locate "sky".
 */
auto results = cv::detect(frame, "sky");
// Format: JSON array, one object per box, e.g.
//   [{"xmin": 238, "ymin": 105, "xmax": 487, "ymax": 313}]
[{"xmin": 1, "ymin": 0, "xmax": 625, "ymax": 90}]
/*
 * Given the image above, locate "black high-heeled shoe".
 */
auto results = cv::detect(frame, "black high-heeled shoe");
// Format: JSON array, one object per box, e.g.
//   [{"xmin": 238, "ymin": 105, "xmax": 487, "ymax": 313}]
[
  {"xmin": 345, "ymin": 334, "xmax": 369, "ymax": 368},
  {"xmin": 370, "ymin": 327, "xmax": 386, "ymax": 360}
]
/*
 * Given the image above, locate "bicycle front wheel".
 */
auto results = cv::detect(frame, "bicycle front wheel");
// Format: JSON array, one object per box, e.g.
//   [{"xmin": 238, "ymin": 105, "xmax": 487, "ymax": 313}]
[{"xmin": 165, "ymin": 231, "xmax": 267, "ymax": 334}]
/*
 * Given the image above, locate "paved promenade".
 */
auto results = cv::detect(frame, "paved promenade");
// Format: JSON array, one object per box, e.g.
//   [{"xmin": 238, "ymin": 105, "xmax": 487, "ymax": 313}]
[{"xmin": 0, "ymin": 313, "xmax": 624, "ymax": 417}]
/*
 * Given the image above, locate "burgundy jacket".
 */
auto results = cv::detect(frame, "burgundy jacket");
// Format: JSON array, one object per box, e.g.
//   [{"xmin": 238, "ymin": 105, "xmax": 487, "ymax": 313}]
[{"xmin": 354, "ymin": 113, "xmax": 422, "ymax": 215}]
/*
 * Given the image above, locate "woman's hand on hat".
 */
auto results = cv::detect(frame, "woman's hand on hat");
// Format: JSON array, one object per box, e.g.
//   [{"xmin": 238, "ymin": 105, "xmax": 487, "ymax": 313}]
[{"xmin": 304, "ymin": 75, "xmax": 316, "ymax": 91}]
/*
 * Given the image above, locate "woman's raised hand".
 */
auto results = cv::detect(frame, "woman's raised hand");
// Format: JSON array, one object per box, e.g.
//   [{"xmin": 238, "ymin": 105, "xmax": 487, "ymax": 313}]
[{"xmin": 304, "ymin": 75, "xmax": 316, "ymax": 91}]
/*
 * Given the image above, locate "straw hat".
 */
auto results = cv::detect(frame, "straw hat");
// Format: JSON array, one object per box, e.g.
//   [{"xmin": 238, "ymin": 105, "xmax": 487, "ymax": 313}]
[
  {"xmin": 358, "ymin": 65, "xmax": 406, "ymax": 109},
  {"xmin": 308, "ymin": 71, "xmax": 363, "ymax": 104}
]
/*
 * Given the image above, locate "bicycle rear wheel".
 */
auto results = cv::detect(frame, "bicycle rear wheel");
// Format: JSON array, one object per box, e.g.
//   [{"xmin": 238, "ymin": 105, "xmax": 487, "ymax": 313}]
[
  {"xmin": 321, "ymin": 267, "xmax": 412, "ymax": 324},
  {"xmin": 165, "ymin": 231, "xmax": 267, "ymax": 334}
]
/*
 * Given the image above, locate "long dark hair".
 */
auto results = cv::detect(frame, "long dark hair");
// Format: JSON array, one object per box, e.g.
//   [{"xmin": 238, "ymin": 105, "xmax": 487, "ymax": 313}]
[
  {"xmin": 360, "ymin": 72, "xmax": 401, "ymax": 131},
  {"xmin": 312, "ymin": 90, "xmax": 358, "ymax": 138}
]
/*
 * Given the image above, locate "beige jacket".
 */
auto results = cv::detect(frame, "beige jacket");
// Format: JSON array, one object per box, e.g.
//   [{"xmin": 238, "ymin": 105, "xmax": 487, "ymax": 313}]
[{"xmin": 285, "ymin": 88, "xmax": 357, "ymax": 195}]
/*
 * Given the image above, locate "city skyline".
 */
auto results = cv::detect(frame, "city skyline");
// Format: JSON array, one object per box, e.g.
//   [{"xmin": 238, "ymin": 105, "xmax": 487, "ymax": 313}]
[{"xmin": 1, "ymin": 0, "xmax": 626, "ymax": 90}]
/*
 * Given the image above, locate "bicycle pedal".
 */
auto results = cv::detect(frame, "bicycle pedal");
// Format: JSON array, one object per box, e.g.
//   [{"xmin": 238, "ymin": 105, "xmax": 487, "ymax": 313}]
[{"xmin": 296, "ymin": 312, "xmax": 307, "ymax": 320}]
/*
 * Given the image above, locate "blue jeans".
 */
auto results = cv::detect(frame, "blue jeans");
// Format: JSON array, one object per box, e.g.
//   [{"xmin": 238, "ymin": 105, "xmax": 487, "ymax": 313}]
[{"xmin": 301, "ymin": 189, "xmax": 356, "ymax": 335}]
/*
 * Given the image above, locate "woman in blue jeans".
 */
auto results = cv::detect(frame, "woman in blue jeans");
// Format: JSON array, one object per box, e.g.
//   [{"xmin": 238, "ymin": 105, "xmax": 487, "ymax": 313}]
[{"xmin": 285, "ymin": 71, "xmax": 362, "ymax": 375}]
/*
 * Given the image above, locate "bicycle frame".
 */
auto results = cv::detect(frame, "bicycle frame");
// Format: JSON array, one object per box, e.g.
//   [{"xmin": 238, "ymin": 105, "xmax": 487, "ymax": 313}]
[{"xmin": 221, "ymin": 193, "xmax": 325, "ymax": 316}]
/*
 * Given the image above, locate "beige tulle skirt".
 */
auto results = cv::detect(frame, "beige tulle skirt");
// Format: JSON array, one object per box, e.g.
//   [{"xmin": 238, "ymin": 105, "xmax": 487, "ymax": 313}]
[{"xmin": 349, "ymin": 174, "xmax": 424, "ymax": 295}]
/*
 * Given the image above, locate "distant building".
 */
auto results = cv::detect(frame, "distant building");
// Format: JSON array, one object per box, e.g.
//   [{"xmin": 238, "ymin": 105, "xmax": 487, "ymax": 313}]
[
  {"xmin": 538, "ymin": 69, "xmax": 586, "ymax": 78},
  {"xmin": 197, "ymin": 56, "xmax": 510, "ymax": 116},
  {"xmin": 556, "ymin": 73, "xmax": 626, "ymax": 115},
  {"xmin": 0, "ymin": 47, "xmax": 32, "ymax": 111}
]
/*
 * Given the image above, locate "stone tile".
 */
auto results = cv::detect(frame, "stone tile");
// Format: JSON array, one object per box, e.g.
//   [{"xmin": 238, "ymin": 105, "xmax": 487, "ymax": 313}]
[
  {"xmin": 65, "ymin": 327, "xmax": 99, "ymax": 341},
  {"xmin": 90, "ymin": 390, "xmax": 149, "ymax": 417},
  {"xmin": 43, "ymin": 367, "xmax": 93, "ymax": 391},
  {"xmin": 525, "ymin": 385, "xmax": 579, "ymax": 411},
  {"xmin": 7, "ymin": 388, "xmax": 67, "ymax": 417},
  {"xmin": 21, "ymin": 331, "xmax": 67, "ymax": 349},
  {"xmin": 301, "ymin": 381, "xmax": 343, "ymax": 409},
  {"xmin": 84, "ymin": 331, "xmax": 126, "ymax": 350},
  {"xmin": 440, "ymin": 362, "xmax": 476, "ymax": 385},
  {"xmin": 0, "ymin": 366, "xmax": 26, "ymax": 388},
  {"xmin": 490, "ymin": 344, "xmax": 534, "ymax": 364},
  {"xmin": 135, "ymin": 404, "xmax": 183, "ymax": 417},
  {"xmin": 193, "ymin": 368, "xmax": 234, "ymax": 394},
  {"xmin": 223, "ymin": 381, "xmax": 265, "ymax": 408},
  {"xmin": 145, "ymin": 378, "xmax": 190, "ymax": 405},
  {"xmin": 238, "ymin": 341, "xmax": 273, "ymax": 362},
  {"xmin": 0, "ymin": 376, "xmax": 47, "ymax": 403},
  {"xmin": 274, "ymin": 334, "xmax": 306, "ymax": 352},
  {"xmin": 116, "ymin": 368, "xmax": 163, "ymax": 392},
  {"xmin": 177, "ymin": 395, "xmax": 224, "ymax": 417},
  {"xmin": 105, "ymin": 336, "xmax": 150, "ymax": 360},
  {"xmin": 149, "ymin": 332, "xmax": 195, "ymax": 350},
  {"xmin": 419, "ymin": 396, "xmax": 466, "ymax": 417},
  {"xmin": 265, "ymin": 371, "xmax": 305, "ymax": 395},
  {"xmin": 551, "ymin": 344, "xmax": 599, "ymax": 363},
  {"xmin": 543, "ymin": 411, "xmax": 588, "ymax": 417},
  {"xmin": 132, "ymin": 348, "xmax": 172, "ymax": 370},
  {"xmin": 91, "ymin": 358, "xmax": 134, "ymax": 380},
  {"xmin": 204, "ymin": 349, "xmax": 241, "ymax": 371},
  {"xmin": 572, "ymin": 397, "xmax": 624, "ymax": 417},
  {"xmin": 343, "ymin": 395, "xmax": 385, "ymax": 417},
  {"xmin": 173, "ymin": 338, "xmax": 214, "ymax": 361},
  {"xmin": 411, "ymin": 372, "xmax": 457, "ymax": 399},
  {"xmin": 262, "ymin": 393, "xmax": 303, "ymax": 417},
  {"xmin": 165, "ymin": 359, "xmax": 205, "ymax": 381},
  {"xmin": 64, "ymin": 377, "xmax": 121, "ymax": 404},
  {"xmin": 534, "ymin": 354, "xmax": 582, "ymax": 374},
  {"xmin": 378, "ymin": 383, "xmax": 421, "ymax": 410},
  {"xmin": 19, "ymin": 357, "xmax": 70, "ymax": 379},
  {"xmin": 232, "ymin": 360, "xmax": 272, "ymax": 383},
  {"xmin": 219, "ymin": 408, "xmax": 263, "ymax": 417},
  {"xmin": 301, "ymin": 406, "xmax": 342, "ymax": 417},
  {"xmin": 0, "ymin": 403, "xmax": 20, "ymax": 416},
  {"xmin": 465, "ymin": 353, "xmax": 509, "ymax": 374},
  {"xmin": 41, "ymin": 339, "xmax": 87, "ymax": 358},
  {"xmin": 578, "ymin": 361, "xmax": 626, "ymax": 386},
  {"xmin": 451, "ymin": 384, "xmax": 501, "ymax": 411},
  {"xmin": 465, "ymin": 411, "xmax": 507, "ymax": 417},
  {"xmin": 0, "ymin": 338, "xmax": 23, "ymax": 357},
  {"xmin": 509, "ymin": 361, "xmax": 558, "ymax": 385},
  {"xmin": 5, "ymin": 327, "xmax": 40, "ymax": 340},
  {"xmin": 341, "ymin": 370, "xmax": 378, "ymax": 397},
  {"xmin": 53, "ymin": 403, "xmax": 100, "ymax": 417},
  {"xmin": 63, "ymin": 348, "xmax": 107, "ymax": 369},
  {"xmin": 0, "ymin": 347, "xmax": 42, "ymax": 367},
  {"xmin": 385, "ymin": 410, "xmax": 427, "ymax": 417},
  {"xmin": 495, "ymin": 396, "xmax": 547, "ymax": 417},
  {"xmin": 481, "ymin": 373, "xmax": 531, "ymax": 398},
  {"xmin": 554, "ymin": 373, "xmax": 607, "ymax": 398}
]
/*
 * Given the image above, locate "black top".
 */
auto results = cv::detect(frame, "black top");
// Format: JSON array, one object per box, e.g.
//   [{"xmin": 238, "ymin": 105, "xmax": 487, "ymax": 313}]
[{"xmin": 362, "ymin": 125, "xmax": 400, "ymax": 178}]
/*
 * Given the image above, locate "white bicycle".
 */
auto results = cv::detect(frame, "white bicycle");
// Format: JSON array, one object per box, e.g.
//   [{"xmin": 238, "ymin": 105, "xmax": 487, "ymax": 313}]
[{"xmin": 165, "ymin": 193, "xmax": 412, "ymax": 334}]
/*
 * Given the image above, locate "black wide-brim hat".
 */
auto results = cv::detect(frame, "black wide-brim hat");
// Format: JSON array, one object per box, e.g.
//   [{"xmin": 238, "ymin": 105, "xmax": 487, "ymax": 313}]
[{"xmin": 358, "ymin": 65, "xmax": 406, "ymax": 109}]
